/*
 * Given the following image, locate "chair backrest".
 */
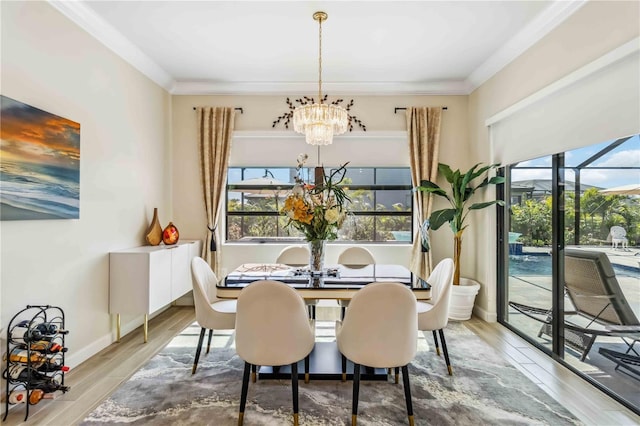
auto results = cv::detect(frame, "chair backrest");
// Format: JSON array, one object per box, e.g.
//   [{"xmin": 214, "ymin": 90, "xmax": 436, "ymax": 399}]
[
  {"xmin": 338, "ymin": 282, "xmax": 417, "ymax": 368},
  {"xmin": 610, "ymin": 226, "xmax": 627, "ymax": 239},
  {"xmin": 276, "ymin": 245, "xmax": 309, "ymax": 266},
  {"xmin": 191, "ymin": 257, "xmax": 225, "ymax": 328},
  {"xmin": 235, "ymin": 280, "xmax": 315, "ymax": 366},
  {"xmin": 337, "ymin": 247, "xmax": 375, "ymax": 266},
  {"xmin": 419, "ymin": 258, "xmax": 454, "ymax": 329},
  {"xmin": 564, "ymin": 248, "xmax": 638, "ymax": 325}
]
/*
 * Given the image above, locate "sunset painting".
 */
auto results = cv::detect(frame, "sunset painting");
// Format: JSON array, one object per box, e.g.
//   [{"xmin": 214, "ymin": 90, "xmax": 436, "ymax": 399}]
[{"xmin": 0, "ymin": 95, "xmax": 80, "ymax": 220}]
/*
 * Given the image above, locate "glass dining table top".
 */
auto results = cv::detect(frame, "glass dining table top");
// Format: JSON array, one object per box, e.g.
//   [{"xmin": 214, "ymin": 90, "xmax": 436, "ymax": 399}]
[{"xmin": 218, "ymin": 263, "xmax": 431, "ymax": 300}]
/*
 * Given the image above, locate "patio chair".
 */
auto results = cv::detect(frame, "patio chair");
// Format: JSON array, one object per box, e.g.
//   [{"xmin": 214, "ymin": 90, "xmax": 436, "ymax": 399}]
[
  {"xmin": 609, "ymin": 226, "xmax": 629, "ymax": 250},
  {"xmin": 510, "ymin": 248, "xmax": 639, "ymax": 361}
]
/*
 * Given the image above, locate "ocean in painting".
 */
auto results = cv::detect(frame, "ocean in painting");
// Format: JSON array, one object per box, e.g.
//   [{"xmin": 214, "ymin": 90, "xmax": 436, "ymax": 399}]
[
  {"xmin": 0, "ymin": 159, "xmax": 79, "ymax": 220},
  {"xmin": 1, "ymin": 95, "xmax": 80, "ymax": 220}
]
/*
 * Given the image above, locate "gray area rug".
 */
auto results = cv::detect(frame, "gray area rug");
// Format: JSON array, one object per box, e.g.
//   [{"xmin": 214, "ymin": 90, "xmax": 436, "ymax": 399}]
[{"xmin": 82, "ymin": 321, "xmax": 582, "ymax": 425}]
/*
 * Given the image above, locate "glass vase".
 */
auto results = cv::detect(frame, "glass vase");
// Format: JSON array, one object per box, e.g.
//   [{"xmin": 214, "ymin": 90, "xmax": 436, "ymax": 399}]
[{"xmin": 308, "ymin": 240, "xmax": 326, "ymax": 274}]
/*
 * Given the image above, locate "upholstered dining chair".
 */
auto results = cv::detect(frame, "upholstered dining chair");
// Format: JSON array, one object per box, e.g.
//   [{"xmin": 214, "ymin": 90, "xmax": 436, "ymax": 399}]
[
  {"xmin": 235, "ymin": 280, "xmax": 315, "ymax": 426},
  {"xmin": 190, "ymin": 257, "xmax": 237, "ymax": 375},
  {"xmin": 417, "ymin": 258, "xmax": 455, "ymax": 375},
  {"xmin": 276, "ymin": 245, "xmax": 319, "ymax": 319},
  {"xmin": 337, "ymin": 247, "xmax": 376, "ymax": 319},
  {"xmin": 336, "ymin": 282, "xmax": 418, "ymax": 426}
]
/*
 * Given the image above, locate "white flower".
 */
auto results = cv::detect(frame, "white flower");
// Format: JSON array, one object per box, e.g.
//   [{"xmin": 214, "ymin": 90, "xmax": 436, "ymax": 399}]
[{"xmin": 325, "ymin": 208, "xmax": 341, "ymax": 224}]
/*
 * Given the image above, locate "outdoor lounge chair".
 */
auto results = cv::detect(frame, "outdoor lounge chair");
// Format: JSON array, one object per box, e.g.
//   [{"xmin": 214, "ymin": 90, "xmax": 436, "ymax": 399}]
[
  {"xmin": 509, "ymin": 248, "xmax": 640, "ymax": 362},
  {"xmin": 609, "ymin": 225, "xmax": 629, "ymax": 250}
]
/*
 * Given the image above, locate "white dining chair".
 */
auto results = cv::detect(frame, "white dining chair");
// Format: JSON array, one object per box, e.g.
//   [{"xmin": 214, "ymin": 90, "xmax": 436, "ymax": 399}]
[
  {"xmin": 276, "ymin": 245, "xmax": 319, "ymax": 319},
  {"xmin": 235, "ymin": 280, "xmax": 315, "ymax": 426},
  {"xmin": 417, "ymin": 258, "xmax": 455, "ymax": 375},
  {"xmin": 337, "ymin": 247, "xmax": 376, "ymax": 319},
  {"xmin": 336, "ymin": 282, "xmax": 417, "ymax": 425},
  {"xmin": 190, "ymin": 257, "xmax": 237, "ymax": 375}
]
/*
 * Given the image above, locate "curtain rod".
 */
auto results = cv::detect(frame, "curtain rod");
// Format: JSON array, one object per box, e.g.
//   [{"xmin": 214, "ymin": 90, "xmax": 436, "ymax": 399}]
[
  {"xmin": 394, "ymin": 107, "xmax": 447, "ymax": 114},
  {"xmin": 193, "ymin": 107, "xmax": 244, "ymax": 114}
]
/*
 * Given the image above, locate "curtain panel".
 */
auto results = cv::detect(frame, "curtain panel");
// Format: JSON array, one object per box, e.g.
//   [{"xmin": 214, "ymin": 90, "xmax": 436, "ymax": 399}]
[
  {"xmin": 196, "ymin": 107, "xmax": 235, "ymax": 276},
  {"xmin": 407, "ymin": 107, "xmax": 443, "ymax": 280}
]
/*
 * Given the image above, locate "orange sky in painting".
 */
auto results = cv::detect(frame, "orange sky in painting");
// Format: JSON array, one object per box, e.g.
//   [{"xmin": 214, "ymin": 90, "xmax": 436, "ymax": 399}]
[{"xmin": 0, "ymin": 96, "xmax": 80, "ymax": 169}]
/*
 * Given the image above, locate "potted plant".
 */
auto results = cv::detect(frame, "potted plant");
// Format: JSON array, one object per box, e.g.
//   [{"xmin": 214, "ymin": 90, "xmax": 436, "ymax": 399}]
[{"xmin": 416, "ymin": 163, "xmax": 504, "ymax": 319}]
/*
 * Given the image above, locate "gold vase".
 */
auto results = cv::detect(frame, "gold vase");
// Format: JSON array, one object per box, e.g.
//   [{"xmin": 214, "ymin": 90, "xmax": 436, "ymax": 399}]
[{"xmin": 145, "ymin": 208, "xmax": 162, "ymax": 246}]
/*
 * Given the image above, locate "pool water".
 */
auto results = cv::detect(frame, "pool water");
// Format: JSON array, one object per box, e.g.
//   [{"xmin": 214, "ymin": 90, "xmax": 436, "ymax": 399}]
[{"xmin": 509, "ymin": 254, "xmax": 640, "ymax": 278}]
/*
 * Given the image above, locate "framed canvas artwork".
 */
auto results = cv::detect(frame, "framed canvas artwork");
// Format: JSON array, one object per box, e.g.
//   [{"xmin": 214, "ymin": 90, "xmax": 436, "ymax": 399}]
[{"xmin": 0, "ymin": 95, "xmax": 80, "ymax": 220}]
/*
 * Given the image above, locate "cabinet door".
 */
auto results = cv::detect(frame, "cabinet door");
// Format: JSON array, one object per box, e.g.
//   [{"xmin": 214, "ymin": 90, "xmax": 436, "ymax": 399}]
[
  {"xmin": 148, "ymin": 249, "xmax": 172, "ymax": 313},
  {"xmin": 170, "ymin": 244, "xmax": 191, "ymax": 300}
]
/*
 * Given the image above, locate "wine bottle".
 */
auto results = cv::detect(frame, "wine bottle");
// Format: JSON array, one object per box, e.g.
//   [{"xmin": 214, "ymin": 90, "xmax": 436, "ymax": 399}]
[
  {"xmin": 8, "ymin": 390, "xmax": 27, "ymax": 404},
  {"xmin": 34, "ymin": 322, "xmax": 69, "ymax": 336},
  {"xmin": 36, "ymin": 363, "xmax": 70, "ymax": 373},
  {"xmin": 32, "ymin": 381, "xmax": 70, "ymax": 394},
  {"xmin": 29, "ymin": 340, "xmax": 68, "ymax": 354},
  {"xmin": 10, "ymin": 321, "xmax": 68, "ymax": 343},
  {"xmin": 4, "ymin": 364, "xmax": 51, "ymax": 382},
  {"xmin": 28, "ymin": 389, "xmax": 44, "ymax": 405},
  {"xmin": 8, "ymin": 348, "xmax": 45, "ymax": 364}
]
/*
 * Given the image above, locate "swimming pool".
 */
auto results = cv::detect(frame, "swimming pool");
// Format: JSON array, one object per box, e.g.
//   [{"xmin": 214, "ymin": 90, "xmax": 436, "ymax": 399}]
[{"xmin": 509, "ymin": 254, "xmax": 640, "ymax": 278}]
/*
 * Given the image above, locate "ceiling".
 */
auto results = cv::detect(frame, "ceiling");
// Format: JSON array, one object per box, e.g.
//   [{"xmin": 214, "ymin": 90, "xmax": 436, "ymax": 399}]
[{"xmin": 50, "ymin": 1, "xmax": 586, "ymax": 95}]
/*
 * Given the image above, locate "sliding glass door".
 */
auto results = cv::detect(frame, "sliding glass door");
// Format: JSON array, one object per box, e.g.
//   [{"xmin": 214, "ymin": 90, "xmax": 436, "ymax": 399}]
[{"xmin": 498, "ymin": 135, "xmax": 640, "ymax": 414}]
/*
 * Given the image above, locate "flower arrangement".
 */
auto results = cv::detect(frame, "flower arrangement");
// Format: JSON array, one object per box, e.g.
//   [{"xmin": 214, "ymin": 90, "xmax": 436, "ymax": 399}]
[{"xmin": 281, "ymin": 154, "xmax": 350, "ymax": 242}]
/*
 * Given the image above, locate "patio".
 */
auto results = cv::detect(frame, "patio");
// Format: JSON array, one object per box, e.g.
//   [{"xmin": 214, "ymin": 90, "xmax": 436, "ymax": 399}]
[{"xmin": 506, "ymin": 245, "xmax": 640, "ymax": 409}]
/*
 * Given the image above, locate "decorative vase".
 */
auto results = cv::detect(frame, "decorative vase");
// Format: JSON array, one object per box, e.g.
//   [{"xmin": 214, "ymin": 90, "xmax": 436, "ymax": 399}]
[
  {"xmin": 162, "ymin": 222, "xmax": 179, "ymax": 245},
  {"xmin": 308, "ymin": 240, "xmax": 326, "ymax": 273},
  {"xmin": 145, "ymin": 208, "xmax": 162, "ymax": 246}
]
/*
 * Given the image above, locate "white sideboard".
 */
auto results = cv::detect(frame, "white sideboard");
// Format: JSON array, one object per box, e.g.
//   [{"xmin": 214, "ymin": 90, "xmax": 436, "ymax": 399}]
[{"xmin": 109, "ymin": 239, "xmax": 202, "ymax": 342}]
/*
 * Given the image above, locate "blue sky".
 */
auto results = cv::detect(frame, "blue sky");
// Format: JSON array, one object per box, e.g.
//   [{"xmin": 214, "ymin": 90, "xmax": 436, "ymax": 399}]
[{"xmin": 513, "ymin": 134, "xmax": 639, "ymax": 189}]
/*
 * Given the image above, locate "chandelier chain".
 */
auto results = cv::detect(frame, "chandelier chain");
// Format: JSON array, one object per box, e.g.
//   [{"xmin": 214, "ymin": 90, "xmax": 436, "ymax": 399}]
[{"xmin": 318, "ymin": 15, "xmax": 323, "ymax": 103}]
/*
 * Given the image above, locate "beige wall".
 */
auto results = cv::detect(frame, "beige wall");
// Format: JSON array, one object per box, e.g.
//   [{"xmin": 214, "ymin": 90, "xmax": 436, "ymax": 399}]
[
  {"xmin": 171, "ymin": 95, "xmax": 468, "ymax": 272},
  {"xmin": 0, "ymin": 2, "xmax": 171, "ymax": 367},
  {"xmin": 469, "ymin": 1, "xmax": 640, "ymax": 320},
  {"xmin": 1, "ymin": 0, "xmax": 637, "ymax": 377}
]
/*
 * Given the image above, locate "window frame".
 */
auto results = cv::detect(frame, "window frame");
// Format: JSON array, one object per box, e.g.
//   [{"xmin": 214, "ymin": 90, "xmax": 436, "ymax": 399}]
[{"xmin": 225, "ymin": 166, "xmax": 414, "ymax": 243}]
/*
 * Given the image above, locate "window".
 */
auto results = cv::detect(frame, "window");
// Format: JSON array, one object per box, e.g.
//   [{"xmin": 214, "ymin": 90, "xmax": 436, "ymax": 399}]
[{"xmin": 226, "ymin": 167, "xmax": 413, "ymax": 242}]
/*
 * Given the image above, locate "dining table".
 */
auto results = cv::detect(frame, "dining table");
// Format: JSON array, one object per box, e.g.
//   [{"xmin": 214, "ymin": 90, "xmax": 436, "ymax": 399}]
[{"xmin": 217, "ymin": 263, "xmax": 431, "ymax": 381}]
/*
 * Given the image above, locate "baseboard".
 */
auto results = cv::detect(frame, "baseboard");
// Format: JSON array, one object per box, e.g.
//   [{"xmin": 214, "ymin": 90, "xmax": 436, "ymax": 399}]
[
  {"xmin": 473, "ymin": 305, "xmax": 497, "ymax": 323},
  {"xmin": 66, "ymin": 333, "xmax": 112, "ymax": 368}
]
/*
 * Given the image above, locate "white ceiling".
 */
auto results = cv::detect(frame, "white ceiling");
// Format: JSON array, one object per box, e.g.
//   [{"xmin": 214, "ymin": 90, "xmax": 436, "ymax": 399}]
[{"xmin": 50, "ymin": 1, "xmax": 586, "ymax": 95}]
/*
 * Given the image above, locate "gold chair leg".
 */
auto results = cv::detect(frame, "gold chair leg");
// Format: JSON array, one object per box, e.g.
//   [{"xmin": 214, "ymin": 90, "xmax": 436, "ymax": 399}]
[
  {"xmin": 251, "ymin": 372, "xmax": 256, "ymax": 383},
  {"xmin": 448, "ymin": 365, "xmax": 453, "ymax": 375},
  {"xmin": 305, "ymin": 372, "xmax": 309, "ymax": 384},
  {"xmin": 352, "ymin": 414, "xmax": 357, "ymax": 425},
  {"xmin": 409, "ymin": 414, "xmax": 415, "ymax": 426},
  {"xmin": 237, "ymin": 412, "xmax": 244, "ymax": 426},
  {"xmin": 293, "ymin": 413, "xmax": 299, "ymax": 426},
  {"xmin": 395, "ymin": 372, "xmax": 399, "ymax": 384},
  {"xmin": 342, "ymin": 373, "xmax": 346, "ymax": 382}
]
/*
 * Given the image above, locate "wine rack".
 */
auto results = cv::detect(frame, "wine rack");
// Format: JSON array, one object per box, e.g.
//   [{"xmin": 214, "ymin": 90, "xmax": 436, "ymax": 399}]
[{"xmin": 3, "ymin": 305, "xmax": 70, "ymax": 421}]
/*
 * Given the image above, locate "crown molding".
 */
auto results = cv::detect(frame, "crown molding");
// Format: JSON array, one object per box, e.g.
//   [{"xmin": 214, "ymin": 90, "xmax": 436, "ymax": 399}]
[
  {"xmin": 467, "ymin": 0, "xmax": 587, "ymax": 91},
  {"xmin": 49, "ymin": 0, "xmax": 584, "ymax": 96},
  {"xmin": 48, "ymin": 0, "xmax": 175, "ymax": 91},
  {"xmin": 170, "ymin": 80, "xmax": 473, "ymax": 96}
]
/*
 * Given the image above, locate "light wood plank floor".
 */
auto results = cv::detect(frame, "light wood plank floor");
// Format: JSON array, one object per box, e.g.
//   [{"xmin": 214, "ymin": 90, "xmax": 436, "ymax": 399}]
[{"xmin": 3, "ymin": 306, "xmax": 638, "ymax": 425}]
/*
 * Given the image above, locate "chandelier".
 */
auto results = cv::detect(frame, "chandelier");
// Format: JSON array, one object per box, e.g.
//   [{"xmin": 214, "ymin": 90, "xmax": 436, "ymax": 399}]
[{"xmin": 293, "ymin": 11, "xmax": 348, "ymax": 146}]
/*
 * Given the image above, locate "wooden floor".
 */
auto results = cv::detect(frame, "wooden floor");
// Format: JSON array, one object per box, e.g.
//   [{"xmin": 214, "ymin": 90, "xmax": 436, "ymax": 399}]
[{"xmin": 3, "ymin": 306, "xmax": 639, "ymax": 425}]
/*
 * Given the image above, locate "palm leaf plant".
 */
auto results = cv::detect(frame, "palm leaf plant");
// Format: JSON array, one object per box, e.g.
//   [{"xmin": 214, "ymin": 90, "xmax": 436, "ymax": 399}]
[{"xmin": 416, "ymin": 163, "xmax": 505, "ymax": 285}]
